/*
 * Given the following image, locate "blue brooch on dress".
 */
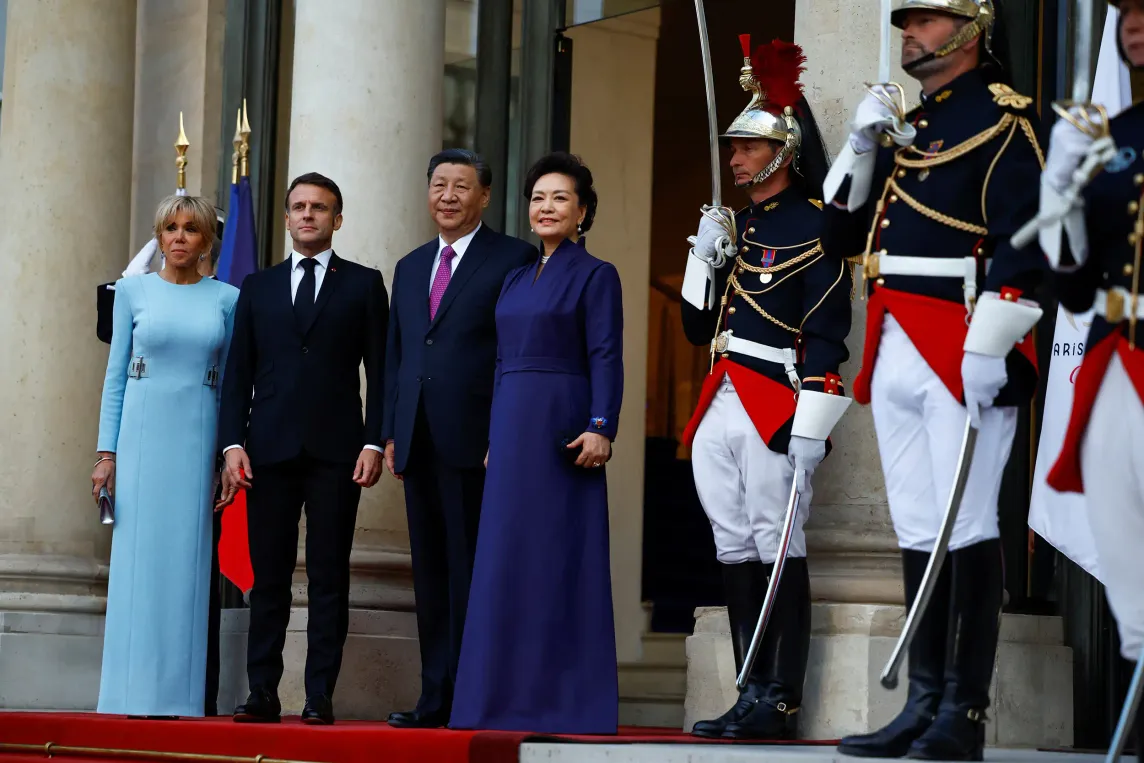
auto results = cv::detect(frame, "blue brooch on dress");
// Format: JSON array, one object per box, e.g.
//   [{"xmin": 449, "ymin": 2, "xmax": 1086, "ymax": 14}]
[
  {"xmin": 1107, "ymin": 146, "xmax": 1138, "ymax": 174},
  {"xmin": 590, "ymin": 417, "xmax": 608, "ymax": 430}
]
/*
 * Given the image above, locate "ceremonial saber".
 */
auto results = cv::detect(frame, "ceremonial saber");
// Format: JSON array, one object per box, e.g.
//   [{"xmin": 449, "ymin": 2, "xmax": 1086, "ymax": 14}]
[
  {"xmin": 879, "ymin": 0, "xmax": 892, "ymax": 82},
  {"xmin": 1011, "ymin": 0, "xmax": 1104, "ymax": 250},
  {"xmin": 694, "ymin": 0, "xmax": 722, "ymax": 208},
  {"xmin": 737, "ymin": 471, "xmax": 803, "ymax": 690},
  {"xmin": 1105, "ymin": 657, "xmax": 1144, "ymax": 762},
  {"xmin": 881, "ymin": 418, "xmax": 978, "ymax": 690},
  {"xmin": 1073, "ymin": 0, "xmax": 1095, "ymax": 103}
]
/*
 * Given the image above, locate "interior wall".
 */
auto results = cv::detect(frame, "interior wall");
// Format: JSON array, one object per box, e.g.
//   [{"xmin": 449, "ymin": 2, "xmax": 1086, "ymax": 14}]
[{"xmin": 566, "ymin": 9, "xmax": 659, "ymax": 663}]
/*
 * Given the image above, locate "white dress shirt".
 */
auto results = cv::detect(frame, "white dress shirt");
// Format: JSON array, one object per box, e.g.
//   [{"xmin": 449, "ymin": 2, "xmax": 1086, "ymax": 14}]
[
  {"xmin": 291, "ymin": 248, "xmax": 334, "ymax": 302},
  {"xmin": 430, "ymin": 223, "xmax": 481, "ymax": 293},
  {"xmin": 224, "ymin": 247, "xmax": 381, "ymax": 455}
]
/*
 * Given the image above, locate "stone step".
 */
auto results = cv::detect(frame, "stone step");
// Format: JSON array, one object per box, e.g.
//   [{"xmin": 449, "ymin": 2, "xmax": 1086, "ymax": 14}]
[
  {"xmin": 618, "ymin": 697, "xmax": 685, "ymax": 729},
  {"xmin": 638, "ymin": 631, "xmax": 687, "ymax": 664},
  {"xmin": 618, "ymin": 661, "xmax": 687, "ymax": 699}
]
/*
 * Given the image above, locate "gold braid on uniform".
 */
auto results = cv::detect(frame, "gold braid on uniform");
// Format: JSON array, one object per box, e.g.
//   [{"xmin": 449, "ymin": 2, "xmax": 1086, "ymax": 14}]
[
  {"xmin": 888, "ymin": 178, "xmax": 989, "ymax": 236},
  {"xmin": 721, "ymin": 242, "xmax": 825, "ymax": 334},
  {"xmin": 895, "ymin": 113, "xmax": 1017, "ymax": 168}
]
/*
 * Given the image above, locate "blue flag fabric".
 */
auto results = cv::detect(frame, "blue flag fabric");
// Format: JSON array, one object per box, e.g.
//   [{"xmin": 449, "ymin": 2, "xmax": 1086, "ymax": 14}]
[{"xmin": 216, "ymin": 176, "xmax": 258, "ymax": 287}]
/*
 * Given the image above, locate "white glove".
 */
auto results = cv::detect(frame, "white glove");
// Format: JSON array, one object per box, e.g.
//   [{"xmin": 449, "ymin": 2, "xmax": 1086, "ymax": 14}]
[
  {"xmin": 787, "ymin": 435, "xmax": 826, "ymax": 495},
  {"xmin": 1044, "ymin": 115, "xmax": 1095, "ymax": 194},
  {"xmin": 824, "ymin": 88, "xmax": 917, "ymax": 211},
  {"xmin": 849, "ymin": 88, "xmax": 917, "ymax": 154},
  {"xmin": 961, "ymin": 352, "xmax": 1008, "ymax": 429},
  {"xmin": 688, "ymin": 214, "xmax": 734, "ymax": 268}
]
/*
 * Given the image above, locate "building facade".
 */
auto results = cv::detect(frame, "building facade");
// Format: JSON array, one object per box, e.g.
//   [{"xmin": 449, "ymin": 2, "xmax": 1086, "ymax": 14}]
[{"xmin": 0, "ymin": 0, "xmax": 1128, "ymax": 748}]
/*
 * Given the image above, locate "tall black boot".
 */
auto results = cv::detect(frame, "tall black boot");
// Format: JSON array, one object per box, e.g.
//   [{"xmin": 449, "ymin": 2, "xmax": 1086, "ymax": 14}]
[
  {"xmin": 722, "ymin": 557, "xmax": 811, "ymax": 741},
  {"xmin": 907, "ymin": 539, "xmax": 1004, "ymax": 761},
  {"xmin": 691, "ymin": 561, "xmax": 766, "ymax": 738},
  {"xmin": 838, "ymin": 549, "xmax": 953, "ymax": 758}
]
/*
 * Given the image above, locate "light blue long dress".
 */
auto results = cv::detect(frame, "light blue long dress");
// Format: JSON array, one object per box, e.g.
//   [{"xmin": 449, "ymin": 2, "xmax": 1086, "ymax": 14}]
[{"xmin": 96, "ymin": 272, "xmax": 239, "ymax": 716}]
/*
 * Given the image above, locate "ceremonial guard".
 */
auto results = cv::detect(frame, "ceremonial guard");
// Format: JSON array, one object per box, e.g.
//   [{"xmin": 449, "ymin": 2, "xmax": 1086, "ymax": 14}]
[
  {"xmin": 680, "ymin": 37, "xmax": 852, "ymax": 741},
  {"xmin": 1036, "ymin": 1, "xmax": 1144, "ymax": 758},
  {"xmin": 821, "ymin": 1, "xmax": 1046, "ymax": 759}
]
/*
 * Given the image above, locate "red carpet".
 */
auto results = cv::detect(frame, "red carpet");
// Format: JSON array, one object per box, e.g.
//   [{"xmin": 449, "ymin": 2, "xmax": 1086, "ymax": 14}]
[{"xmin": 0, "ymin": 713, "xmax": 838, "ymax": 763}]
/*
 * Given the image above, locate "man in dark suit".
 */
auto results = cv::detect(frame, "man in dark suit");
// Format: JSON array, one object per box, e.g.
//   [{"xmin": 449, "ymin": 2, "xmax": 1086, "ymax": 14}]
[
  {"xmin": 383, "ymin": 150, "xmax": 537, "ymax": 728},
  {"xmin": 218, "ymin": 172, "xmax": 388, "ymax": 726}
]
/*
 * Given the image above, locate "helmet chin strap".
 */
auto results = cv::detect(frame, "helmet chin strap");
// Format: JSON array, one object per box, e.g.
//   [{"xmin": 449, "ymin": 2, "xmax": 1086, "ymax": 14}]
[
  {"xmin": 902, "ymin": 17, "xmax": 988, "ymax": 74},
  {"xmin": 738, "ymin": 130, "xmax": 800, "ymax": 189}
]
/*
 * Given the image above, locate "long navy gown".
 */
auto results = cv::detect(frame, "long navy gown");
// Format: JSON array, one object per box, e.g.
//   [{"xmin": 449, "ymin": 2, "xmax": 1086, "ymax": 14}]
[{"xmin": 450, "ymin": 238, "xmax": 624, "ymax": 734}]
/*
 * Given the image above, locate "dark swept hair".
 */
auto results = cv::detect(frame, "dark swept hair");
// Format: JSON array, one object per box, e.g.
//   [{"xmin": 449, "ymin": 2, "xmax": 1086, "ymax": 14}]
[
  {"xmin": 427, "ymin": 149, "xmax": 493, "ymax": 188},
  {"xmin": 523, "ymin": 152, "xmax": 598, "ymax": 233},
  {"xmin": 285, "ymin": 172, "xmax": 344, "ymax": 216}
]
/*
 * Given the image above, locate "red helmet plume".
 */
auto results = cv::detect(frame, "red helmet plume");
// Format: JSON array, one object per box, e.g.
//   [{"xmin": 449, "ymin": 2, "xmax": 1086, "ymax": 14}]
[{"xmin": 750, "ymin": 39, "xmax": 807, "ymax": 111}]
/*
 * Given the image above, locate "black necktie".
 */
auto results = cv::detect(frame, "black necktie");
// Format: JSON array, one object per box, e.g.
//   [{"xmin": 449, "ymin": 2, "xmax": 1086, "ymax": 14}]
[{"xmin": 294, "ymin": 257, "xmax": 318, "ymax": 329}]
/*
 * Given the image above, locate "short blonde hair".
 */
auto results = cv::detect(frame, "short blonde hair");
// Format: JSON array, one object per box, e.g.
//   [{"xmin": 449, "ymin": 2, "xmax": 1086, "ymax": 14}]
[{"xmin": 153, "ymin": 195, "xmax": 217, "ymax": 254}]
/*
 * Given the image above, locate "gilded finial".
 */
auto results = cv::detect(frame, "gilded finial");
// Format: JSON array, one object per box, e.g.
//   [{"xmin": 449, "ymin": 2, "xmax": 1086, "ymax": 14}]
[
  {"xmin": 231, "ymin": 108, "xmax": 242, "ymax": 185},
  {"xmin": 238, "ymin": 99, "xmax": 252, "ymax": 179},
  {"xmin": 175, "ymin": 112, "xmax": 190, "ymax": 192}
]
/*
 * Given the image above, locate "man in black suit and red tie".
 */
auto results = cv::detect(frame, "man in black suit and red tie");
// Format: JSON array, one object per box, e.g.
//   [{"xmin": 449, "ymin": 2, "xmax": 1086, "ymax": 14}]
[
  {"xmin": 218, "ymin": 172, "xmax": 389, "ymax": 726},
  {"xmin": 383, "ymin": 150, "xmax": 537, "ymax": 728}
]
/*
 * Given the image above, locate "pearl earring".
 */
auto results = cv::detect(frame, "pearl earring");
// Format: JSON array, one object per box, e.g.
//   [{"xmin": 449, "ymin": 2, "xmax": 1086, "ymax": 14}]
[{"xmin": 577, "ymin": 223, "xmax": 583, "ymax": 236}]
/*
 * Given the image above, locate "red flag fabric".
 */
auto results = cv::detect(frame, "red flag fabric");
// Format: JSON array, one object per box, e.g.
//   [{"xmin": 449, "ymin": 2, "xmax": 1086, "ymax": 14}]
[{"xmin": 219, "ymin": 484, "xmax": 254, "ymax": 593}]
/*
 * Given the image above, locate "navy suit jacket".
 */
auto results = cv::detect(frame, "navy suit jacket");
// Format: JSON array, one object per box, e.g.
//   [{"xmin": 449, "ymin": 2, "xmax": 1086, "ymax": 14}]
[
  {"xmin": 219, "ymin": 252, "xmax": 389, "ymax": 466},
  {"xmin": 382, "ymin": 224, "xmax": 537, "ymax": 472}
]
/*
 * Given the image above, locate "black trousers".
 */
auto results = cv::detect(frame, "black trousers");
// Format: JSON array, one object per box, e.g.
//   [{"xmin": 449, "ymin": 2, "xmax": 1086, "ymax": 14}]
[
  {"xmin": 403, "ymin": 410, "xmax": 485, "ymax": 715},
  {"xmin": 205, "ymin": 509, "xmax": 222, "ymax": 715},
  {"xmin": 245, "ymin": 452, "xmax": 361, "ymax": 698}
]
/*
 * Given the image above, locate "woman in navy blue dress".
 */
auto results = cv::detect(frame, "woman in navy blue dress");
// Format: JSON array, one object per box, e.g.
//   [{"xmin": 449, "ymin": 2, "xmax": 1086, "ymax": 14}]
[{"xmin": 450, "ymin": 153, "xmax": 623, "ymax": 734}]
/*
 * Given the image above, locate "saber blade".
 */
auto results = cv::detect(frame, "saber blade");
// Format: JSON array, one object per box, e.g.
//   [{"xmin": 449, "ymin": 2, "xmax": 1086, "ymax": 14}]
[
  {"xmin": 1073, "ymin": 0, "xmax": 1095, "ymax": 102},
  {"xmin": 881, "ymin": 418, "xmax": 978, "ymax": 690},
  {"xmin": 695, "ymin": 0, "xmax": 722, "ymax": 208},
  {"xmin": 1106, "ymin": 657, "xmax": 1144, "ymax": 762},
  {"xmin": 737, "ymin": 472, "xmax": 802, "ymax": 691},
  {"xmin": 879, "ymin": 0, "xmax": 892, "ymax": 82}
]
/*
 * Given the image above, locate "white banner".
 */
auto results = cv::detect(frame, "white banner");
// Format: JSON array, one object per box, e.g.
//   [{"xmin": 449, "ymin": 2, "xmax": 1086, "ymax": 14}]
[{"xmin": 1027, "ymin": 9, "xmax": 1131, "ymax": 584}]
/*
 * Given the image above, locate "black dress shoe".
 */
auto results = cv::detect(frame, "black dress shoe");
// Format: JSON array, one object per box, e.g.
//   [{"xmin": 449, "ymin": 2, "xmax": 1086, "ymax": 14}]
[
  {"xmin": 721, "ymin": 690, "xmax": 799, "ymax": 740},
  {"xmin": 233, "ymin": 688, "xmax": 281, "ymax": 724},
  {"xmin": 302, "ymin": 695, "xmax": 335, "ymax": 726},
  {"xmin": 906, "ymin": 708, "xmax": 986, "ymax": 761},
  {"xmin": 387, "ymin": 708, "xmax": 449, "ymax": 728}
]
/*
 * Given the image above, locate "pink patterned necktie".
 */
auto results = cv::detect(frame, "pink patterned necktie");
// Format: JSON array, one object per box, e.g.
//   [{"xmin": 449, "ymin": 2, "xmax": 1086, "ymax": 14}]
[{"xmin": 429, "ymin": 245, "xmax": 456, "ymax": 320}]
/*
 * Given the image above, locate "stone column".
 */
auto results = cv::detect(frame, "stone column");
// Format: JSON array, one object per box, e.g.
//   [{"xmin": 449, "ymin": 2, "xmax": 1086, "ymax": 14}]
[
  {"xmin": 129, "ymin": 0, "xmax": 227, "ymax": 253},
  {"xmin": 686, "ymin": 2, "xmax": 1075, "ymax": 747},
  {"xmin": 0, "ymin": 0, "xmax": 136, "ymax": 709},
  {"xmin": 218, "ymin": 0, "xmax": 447, "ymax": 719}
]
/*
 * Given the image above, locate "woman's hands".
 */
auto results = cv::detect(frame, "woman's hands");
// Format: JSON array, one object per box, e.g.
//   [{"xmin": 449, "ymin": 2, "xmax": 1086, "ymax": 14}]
[
  {"xmin": 567, "ymin": 432, "xmax": 611, "ymax": 469},
  {"xmin": 91, "ymin": 453, "xmax": 116, "ymax": 503}
]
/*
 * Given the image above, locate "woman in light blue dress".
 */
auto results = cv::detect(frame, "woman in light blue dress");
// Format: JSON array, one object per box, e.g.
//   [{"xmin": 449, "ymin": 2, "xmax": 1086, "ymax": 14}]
[{"xmin": 92, "ymin": 195, "xmax": 239, "ymax": 717}]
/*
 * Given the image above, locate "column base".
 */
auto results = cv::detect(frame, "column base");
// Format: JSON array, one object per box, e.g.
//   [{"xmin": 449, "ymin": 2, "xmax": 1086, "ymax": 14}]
[
  {"xmin": 220, "ymin": 607, "xmax": 422, "ymax": 719},
  {"xmin": 685, "ymin": 603, "xmax": 1073, "ymax": 748},
  {"xmin": 0, "ymin": 611, "xmax": 104, "ymax": 710}
]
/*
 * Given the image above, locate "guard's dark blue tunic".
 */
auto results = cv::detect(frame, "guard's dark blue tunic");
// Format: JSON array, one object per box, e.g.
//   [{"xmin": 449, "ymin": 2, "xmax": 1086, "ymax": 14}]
[
  {"xmin": 681, "ymin": 184, "xmax": 852, "ymax": 453},
  {"xmin": 823, "ymin": 66, "xmax": 1047, "ymax": 407}
]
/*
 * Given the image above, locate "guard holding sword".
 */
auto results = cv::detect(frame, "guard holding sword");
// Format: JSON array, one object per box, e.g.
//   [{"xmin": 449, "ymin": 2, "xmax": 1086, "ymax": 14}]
[
  {"xmin": 821, "ymin": 1, "xmax": 1046, "ymax": 759},
  {"xmin": 1032, "ymin": 1, "xmax": 1144, "ymax": 759},
  {"xmin": 680, "ymin": 35, "xmax": 853, "ymax": 741}
]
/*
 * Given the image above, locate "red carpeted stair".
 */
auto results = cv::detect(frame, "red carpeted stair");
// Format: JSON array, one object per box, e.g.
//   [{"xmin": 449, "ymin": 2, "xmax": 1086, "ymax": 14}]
[{"xmin": 0, "ymin": 713, "xmax": 837, "ymax": 763}]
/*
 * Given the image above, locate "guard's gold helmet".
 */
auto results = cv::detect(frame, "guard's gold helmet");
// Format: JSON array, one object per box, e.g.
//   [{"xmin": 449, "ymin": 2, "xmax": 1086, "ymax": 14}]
[
  {"xmin": 890, "ymin": 0, "xmax": 998, "ymax": 69},
  {"xmin": 720, "ymin": 35, "xmax": 807, "ymax": 187}
]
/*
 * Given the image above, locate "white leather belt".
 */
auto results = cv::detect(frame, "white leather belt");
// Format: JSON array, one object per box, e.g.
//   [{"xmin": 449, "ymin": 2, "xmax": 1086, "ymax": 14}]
[
  {"xmin": 863, "ymin": 252, "xmax": 992, "ymax": 313},
  {"xmin": 713, "ymin": 330, "xmax": 800, "ymax": 390},
  {"xmin": 1095, "ymin": 287, "xmax": 1144, "ymax": 322}
]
